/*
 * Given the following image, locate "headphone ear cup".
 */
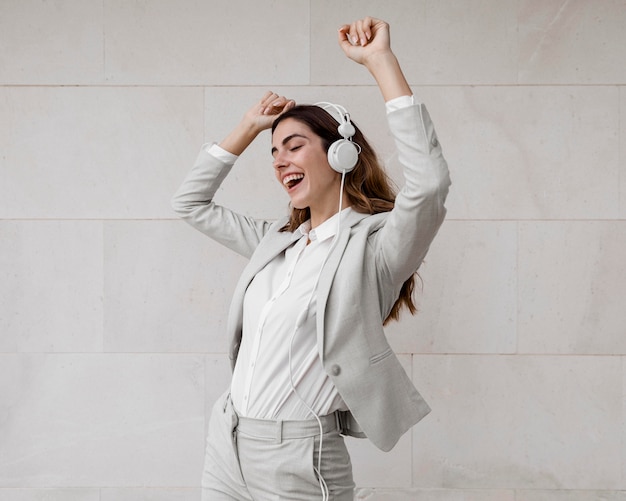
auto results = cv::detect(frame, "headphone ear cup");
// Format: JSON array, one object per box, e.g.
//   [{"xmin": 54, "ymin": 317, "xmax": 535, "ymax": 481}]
[{"xmin": 327, "ymin": 139, "xmax": 359, "ymax": 173}]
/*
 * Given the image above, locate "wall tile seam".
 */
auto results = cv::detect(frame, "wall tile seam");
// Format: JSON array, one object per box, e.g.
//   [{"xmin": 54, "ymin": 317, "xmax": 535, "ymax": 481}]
[
  {"xmin": 406, "ymin": 353, "xmax": 626, "ymax": 357},
  {"xmin": 7, "ymin": 487, "xmax": 626, "ymax": 493},
  {"xmin": 354, "ymin": 487, "xmax": 626, "ymax": 493},
  {"xmin": 8, "ymin": 487, "xmax": 626, "ymax": 497},
  {"xmin": 515, "ymin": 219, "xmax": 520, "ymax": 355},
  {"xmin": 5, "ymin": 352, "xmax": 626, "ymax": 356},
  {"xmin": 618, "ymin": 85, "xmax": 622, "ymax": 217},
  {"xmin": 0, "ymin": 84, "xmax": 262, "ymax": 89},
  {"xmin": 101, "ymin": 0, "xmax": 106, "ymax": 91},
  {"xmin": 0, "ymin": 218, "xmax": 182, "ymax": 222},
  {"xmin": 0, "ymin": 352, "xmax": 228, "ymax": 356},
  {"xmin": 620, "ymin": 357, "xmax": 626, "ymax": 486},
  {"xmin": 97, "ymin": 486, "xmax": 200, "ymax": 490},
  {"xmin": 0, "ymin": 486, "xmax": 201, "ymax": 492},
  {"xmin": 2, "ymin": 83, "xmax": 623, "ymax": 88},
  {"xmin": 3, "ymin": 218, "xmax": 624, "ymax": 223},
  {"xmin": 443, "ymin": 219, "xmax": 626, "ymax": 222}
]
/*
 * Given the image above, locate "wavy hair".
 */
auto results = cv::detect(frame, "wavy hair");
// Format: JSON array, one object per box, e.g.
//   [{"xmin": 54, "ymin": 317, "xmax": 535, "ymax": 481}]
[{"xmin": 271, "ymin": 104, "xmax": 419, "ymax": 324}]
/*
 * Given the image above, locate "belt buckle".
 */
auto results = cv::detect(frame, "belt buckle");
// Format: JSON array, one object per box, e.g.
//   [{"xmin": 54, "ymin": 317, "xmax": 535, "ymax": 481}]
[{"xmin": 335, "ymin": 410, "xmax": 348, "ymax": 435}]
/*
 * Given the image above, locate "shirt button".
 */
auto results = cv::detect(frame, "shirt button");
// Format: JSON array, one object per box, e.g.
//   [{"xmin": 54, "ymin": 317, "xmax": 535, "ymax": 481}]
[
  {"xmin": 431, "ymin": 136, "xmax": 439, "ymax": 147},
  {"xmin": 331, "ymin": 364, "xmax": 341, "ymax": 376}
]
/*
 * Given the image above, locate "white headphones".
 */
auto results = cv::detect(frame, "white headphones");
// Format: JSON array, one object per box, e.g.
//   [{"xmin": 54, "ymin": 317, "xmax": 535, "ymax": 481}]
[{"xmin": 315, "ymin": 102, "xmax": 361, "ymax": 173}]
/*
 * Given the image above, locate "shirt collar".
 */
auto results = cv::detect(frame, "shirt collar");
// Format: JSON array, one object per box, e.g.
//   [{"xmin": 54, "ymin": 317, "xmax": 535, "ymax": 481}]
[{"xmin": 294, "ymin": 207, "xmax": 368, "ymax": 243}]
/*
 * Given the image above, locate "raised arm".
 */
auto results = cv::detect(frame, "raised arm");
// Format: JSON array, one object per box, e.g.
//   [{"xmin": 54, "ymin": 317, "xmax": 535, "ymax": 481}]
[
  {"xmin": 339, "ymin": 17, "xmax": 451, "ymax": 285},
  {"xmin": 171, "ymin": 92, "xmax": 295, "ymax": 258}
]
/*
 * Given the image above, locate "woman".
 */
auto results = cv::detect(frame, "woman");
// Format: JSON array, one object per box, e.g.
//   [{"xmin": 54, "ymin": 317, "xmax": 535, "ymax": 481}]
[{"xmin": 173, "ymin": 16, "xmax": 450, "ymax": 501}]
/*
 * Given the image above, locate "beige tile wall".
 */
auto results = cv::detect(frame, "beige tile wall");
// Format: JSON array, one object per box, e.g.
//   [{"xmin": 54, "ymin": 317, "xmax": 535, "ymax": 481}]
[{"xmin": 1, "ymin": 0, "xmax": 625, "ymax": 499}]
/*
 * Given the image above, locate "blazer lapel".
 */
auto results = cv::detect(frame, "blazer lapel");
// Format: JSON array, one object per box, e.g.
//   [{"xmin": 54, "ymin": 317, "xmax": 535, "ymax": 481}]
[
  {"xmin": 315, "ymin": 228, "xmax": 351, "ymax": 360},
  {"xmin": 227, "ymin": 228, "xmax": 297, "ymax": 354},
  {"xmin": 239, "ymin": 229, "xmax": 296, "ymax": 288},
  {"xmin": 313, "ymin": 211, "xmax": 373, "ymax": 360}
]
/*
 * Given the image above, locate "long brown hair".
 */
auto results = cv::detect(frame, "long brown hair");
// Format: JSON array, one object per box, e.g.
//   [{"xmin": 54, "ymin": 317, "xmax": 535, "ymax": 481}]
[{"xmin": 272, "ymin": 104, "xmax": 418, "ymax": 325}]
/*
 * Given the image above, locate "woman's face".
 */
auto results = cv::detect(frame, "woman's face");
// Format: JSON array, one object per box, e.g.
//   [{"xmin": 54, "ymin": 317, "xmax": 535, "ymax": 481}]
[{"xmin": 271, "ymin": 118, "xmax": 342, "ymax": 215}]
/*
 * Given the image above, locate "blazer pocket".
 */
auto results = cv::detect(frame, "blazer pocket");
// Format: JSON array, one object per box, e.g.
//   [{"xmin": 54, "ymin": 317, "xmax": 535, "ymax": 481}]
[{"xmin": 369, "ymin": 347, "xmax": 393, "ymax": 365}]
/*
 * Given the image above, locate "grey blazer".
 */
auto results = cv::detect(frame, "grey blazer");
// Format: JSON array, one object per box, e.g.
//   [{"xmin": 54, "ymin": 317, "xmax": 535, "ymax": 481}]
[{"xmin": 172, "ymin": 103, "xmax": 451, "ymax": 452}]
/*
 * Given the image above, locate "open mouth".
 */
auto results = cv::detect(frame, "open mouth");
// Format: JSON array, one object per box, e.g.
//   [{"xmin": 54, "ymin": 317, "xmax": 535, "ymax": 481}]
[{"xmin": 283, "ymin": 173, "xmax": 304, "ymax": 190}]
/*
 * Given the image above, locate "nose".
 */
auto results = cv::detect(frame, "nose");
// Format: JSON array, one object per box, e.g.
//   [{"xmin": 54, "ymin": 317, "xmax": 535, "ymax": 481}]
[{"xmin": 273, "ymin": 150, "xmax": 288, "ymax": 170}]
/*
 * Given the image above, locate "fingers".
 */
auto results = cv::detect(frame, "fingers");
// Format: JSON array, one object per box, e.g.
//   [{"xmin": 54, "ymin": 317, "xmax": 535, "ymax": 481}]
[
  {"xmin": 354, "ymin": 17, "xmax": 373, "ymax": 46},
  {"xmin": 337, "ymin": 24, "xmax": 354, "ymax": 52},
  {"xmin": 259, "ymin": 91, "xmax": 295, "ymax": 116},
  {"xmin": 339, "ymin": 16, "xmax": 385, "ymax": 47}
]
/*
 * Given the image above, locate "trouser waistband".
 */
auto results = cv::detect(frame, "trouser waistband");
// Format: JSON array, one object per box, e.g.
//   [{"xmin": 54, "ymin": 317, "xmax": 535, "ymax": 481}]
[{"xmin": 235, "ymin": 412, "xmax": 340, "ymax": 442}]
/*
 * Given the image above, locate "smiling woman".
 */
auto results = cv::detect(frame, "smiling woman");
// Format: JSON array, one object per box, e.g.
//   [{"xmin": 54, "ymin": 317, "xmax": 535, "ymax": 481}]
[{"xmin": 172, "ymin": 15, "xmax": 451, "ymax": 501}]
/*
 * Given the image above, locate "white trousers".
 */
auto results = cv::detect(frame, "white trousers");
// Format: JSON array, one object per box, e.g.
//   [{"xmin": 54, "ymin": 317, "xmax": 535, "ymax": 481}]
[{"xmin": 201, "ymin": 391, "xmax": 355, "ymax": 501}]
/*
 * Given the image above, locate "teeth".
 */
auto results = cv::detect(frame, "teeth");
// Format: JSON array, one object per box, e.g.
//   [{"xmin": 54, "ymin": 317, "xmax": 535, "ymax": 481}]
[{"xmin": 283, "ymin": 173, "xmax": 304, "ymax": 186}]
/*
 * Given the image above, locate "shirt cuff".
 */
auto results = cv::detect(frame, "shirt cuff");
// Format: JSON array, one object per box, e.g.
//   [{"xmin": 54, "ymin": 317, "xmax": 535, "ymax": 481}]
[
  {"xmin": 385, "ymin": 95, "xmax": 417, "ymax": 114},
  {"xmin": 204, "ymin": 142, "xmax": 239, "ymax": 164}
]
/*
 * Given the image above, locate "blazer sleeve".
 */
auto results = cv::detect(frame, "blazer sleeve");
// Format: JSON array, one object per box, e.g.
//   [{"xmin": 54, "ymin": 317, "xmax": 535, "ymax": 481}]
[
  {"xmin": 171, "ymin": 145, "xmax": 273, "ymax": 259},
  {"xmin": 375, "ymin": 103, "xmax": 451, "ymax": 285}
]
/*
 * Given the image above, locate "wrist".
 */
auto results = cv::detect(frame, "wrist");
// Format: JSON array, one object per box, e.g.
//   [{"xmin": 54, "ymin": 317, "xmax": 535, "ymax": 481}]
[
  {"xmin": 365, "ymin": 51, "xmax": 412, "ymax": 102},
  {"xmin": 363, "ymin": 50, "xmax": 398, "ymax": 74},
  {"xmin": 219, "ymin": 120, "xmax": 261, "ymax": 156}
]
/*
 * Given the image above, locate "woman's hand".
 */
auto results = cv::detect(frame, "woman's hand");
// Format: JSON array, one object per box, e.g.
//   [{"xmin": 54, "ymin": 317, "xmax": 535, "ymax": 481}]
[
  {"xmin": 243, "ymin": 91, "xmax": 296, "ymax": 134},
  {"xmin": 219, "ymin": 91, "xmax": 295, "ymax": 156},
  {"xmin": 338, "ymin": 17, "xmax": 412, "ymax": 102},
  {"xmin": 338, "ymin": 17, "xmax": 392, "ymax": 68}
]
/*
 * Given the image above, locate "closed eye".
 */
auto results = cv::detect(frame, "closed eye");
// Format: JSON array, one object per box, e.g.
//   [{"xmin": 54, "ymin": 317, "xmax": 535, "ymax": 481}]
[
  {"xmin": 272, "ymin": 133, "xmax": 309, "ymax": 157},
  {"xmin": 290, "ymin": 145, "xmax": 303, "ymax": 152}
]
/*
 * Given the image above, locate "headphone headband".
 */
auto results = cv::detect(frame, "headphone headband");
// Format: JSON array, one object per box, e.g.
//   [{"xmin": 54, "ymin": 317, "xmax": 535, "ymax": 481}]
[
  {"xmin": 315, "ymin": 101, "xmax": 350, "ymax": 125},
  {"xmin": 314, "ymin": 101, "xmax": 361, "ymax": 172}
]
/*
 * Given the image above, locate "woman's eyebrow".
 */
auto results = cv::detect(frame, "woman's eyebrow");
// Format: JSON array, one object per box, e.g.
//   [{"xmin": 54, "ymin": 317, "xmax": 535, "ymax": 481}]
[{"xmin": 271, "ymin": 133, "xmax": 308, "ymax": 156}]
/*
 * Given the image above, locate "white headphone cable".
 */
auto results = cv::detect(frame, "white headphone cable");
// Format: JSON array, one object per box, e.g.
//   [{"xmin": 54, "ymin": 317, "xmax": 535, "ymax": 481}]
[{"xmin": 286, "ymin": 169, "xmax": 347, "ymax": 501}]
